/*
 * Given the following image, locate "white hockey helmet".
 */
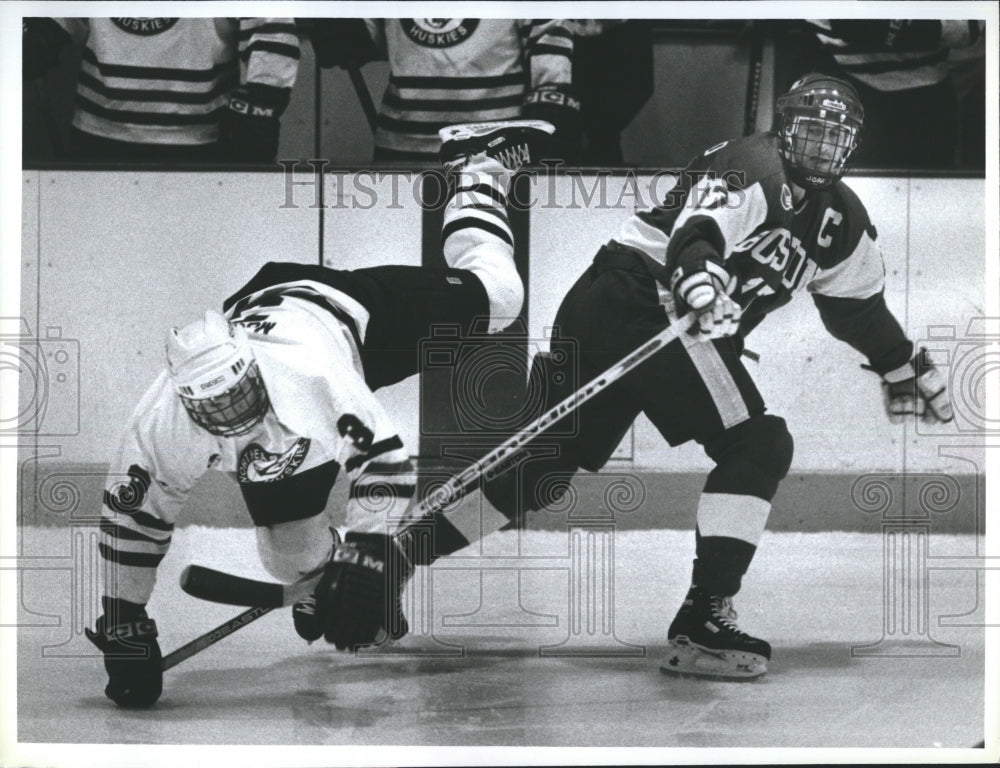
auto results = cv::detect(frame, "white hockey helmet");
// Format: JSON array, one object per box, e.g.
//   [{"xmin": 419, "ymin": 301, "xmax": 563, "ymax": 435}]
[{"xmin": 165, "ymin": 309, "xmax": 269, "ymax": 437}]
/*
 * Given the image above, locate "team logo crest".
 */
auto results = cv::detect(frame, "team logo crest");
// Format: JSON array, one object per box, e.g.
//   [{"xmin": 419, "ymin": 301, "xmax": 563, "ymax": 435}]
[
  {"xmin": 238, "ymin": 438, "xmax": 310, "ymax": 483},
  {"xmin": 401, "ymin": 19, "xmax": 479, "ymax": 47},
  {"xmin": 111, "ymin": 18, "xmax": 179, "ymax": 35},
  {"xmin": 780, "ymin": 183, "xmax": 793, "ymax": 211}
]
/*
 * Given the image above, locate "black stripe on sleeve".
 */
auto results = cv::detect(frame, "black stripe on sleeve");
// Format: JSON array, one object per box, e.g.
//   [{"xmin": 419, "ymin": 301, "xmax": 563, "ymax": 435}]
[
  {"xmin": 240, "ymin": 41, "xmax": 302, "ymax": 61},
  {"xmin": 99, "ymin": 542, "xmax": 167, "ymax": 568},
  {"xmin": 238, "ymin": 22, "xmax": 298, "ymax": 40},
  {"xmin": 529, "ymin": 44, "xmax": 572, "ymax": 59},
  {"xmin": 102, "ymin": 492, "xmax": 176, "ymax": 531},
  {"xmin": 100, "ymin": 519, "xmax": 172, "ymax": 545}
]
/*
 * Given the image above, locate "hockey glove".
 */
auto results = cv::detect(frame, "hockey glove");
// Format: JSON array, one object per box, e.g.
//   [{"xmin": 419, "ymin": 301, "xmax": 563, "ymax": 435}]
[
  {"xmin": 85, "ymin": 596, "xmax": 162, "ymax": 708},
  {"xmin": 873, "ymin": 347, "xmax": 953, "ymax": 424},
  {"xmin": 298, "ymin": 532, "xmax": 413, "ymax": 650},
  {"xmin": 671, "ymin": 268, "xmax": 741, "ymax": 340},
  {"xmin": 218, "ymin": 85, "xmax": 289, "ymax": 163},
  {"xmin": 523, "ymin": 85, "xmax": 582, "ymax": 164}
]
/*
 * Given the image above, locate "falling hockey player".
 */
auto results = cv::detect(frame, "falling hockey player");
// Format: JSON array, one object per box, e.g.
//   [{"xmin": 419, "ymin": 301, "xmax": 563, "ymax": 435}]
[
  {"xmin": 86, "ymin": 120, "xmax": 555, "ymax": 707},
  {"xmin": 302, "ymin": 73, "xmax": 953, "ymax": 681}
]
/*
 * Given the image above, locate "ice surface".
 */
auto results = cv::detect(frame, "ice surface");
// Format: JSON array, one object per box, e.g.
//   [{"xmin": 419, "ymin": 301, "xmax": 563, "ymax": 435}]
[{"xmin": 7, "ymin": 525, "xmax": 991, "ymax": 763}]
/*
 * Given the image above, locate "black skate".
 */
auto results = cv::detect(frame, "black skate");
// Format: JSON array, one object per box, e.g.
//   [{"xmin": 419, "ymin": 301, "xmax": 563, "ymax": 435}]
[
  {"xmin": 660, "ymin": 586, "xmax": 771, "ymax": 681},
  {"xmin": 439, "ymin": 120, "xmax": 555, "ymax": 172}
]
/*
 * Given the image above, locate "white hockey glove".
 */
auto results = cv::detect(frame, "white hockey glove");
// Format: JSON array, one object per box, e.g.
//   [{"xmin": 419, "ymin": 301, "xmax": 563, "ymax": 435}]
[
  {"xmin": 875, "ymin": 348, "xmax": 953, "ymax": 424},
  {"xmin": 672, "ymin": 269, "xmax": 741, "ymax": 341}
]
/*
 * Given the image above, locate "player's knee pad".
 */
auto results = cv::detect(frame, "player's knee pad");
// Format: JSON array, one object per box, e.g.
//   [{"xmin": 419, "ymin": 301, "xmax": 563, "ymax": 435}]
[{"xmin": 703, "ymin": 414, "xmax": 794, "ymax": 501}]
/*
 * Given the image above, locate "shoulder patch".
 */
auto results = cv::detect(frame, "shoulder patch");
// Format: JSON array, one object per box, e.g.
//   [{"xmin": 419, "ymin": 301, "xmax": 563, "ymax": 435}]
[{"xmin": 780, "ymin": 184, "xmax": 793, "ymax": 211}]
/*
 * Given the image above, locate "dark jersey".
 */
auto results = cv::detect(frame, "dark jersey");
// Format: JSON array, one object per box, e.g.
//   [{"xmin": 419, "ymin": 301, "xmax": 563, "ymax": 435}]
[{"xmin": 614, "ymin": 132, "xmax": 912, "ymax": 374}]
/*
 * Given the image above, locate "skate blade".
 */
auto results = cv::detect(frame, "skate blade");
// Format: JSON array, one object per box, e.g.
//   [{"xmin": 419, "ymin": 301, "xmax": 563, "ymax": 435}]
[
  {"xmin": 439, "ymin": 120, "xmax": 555, "ymax": 142},
  {"xmin": 659, "ymin": 643, "xmax": 767, "ymax": 681}
]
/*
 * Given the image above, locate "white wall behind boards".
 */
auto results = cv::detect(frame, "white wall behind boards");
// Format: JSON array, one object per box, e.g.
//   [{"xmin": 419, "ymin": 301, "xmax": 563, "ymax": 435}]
[{"xmin": 18, "ymin": 171, "xmax": 987, "ymax": 478}]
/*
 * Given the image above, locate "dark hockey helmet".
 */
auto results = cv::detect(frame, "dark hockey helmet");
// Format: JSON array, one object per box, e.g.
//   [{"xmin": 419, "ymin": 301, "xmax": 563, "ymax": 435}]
[
  {"xmin": 774, "ymin": 73, "xmax": 864, "ymax": 190},
  {"xmin": 166, "ymin": 310, "xmax": 270, "ymax": 437}
]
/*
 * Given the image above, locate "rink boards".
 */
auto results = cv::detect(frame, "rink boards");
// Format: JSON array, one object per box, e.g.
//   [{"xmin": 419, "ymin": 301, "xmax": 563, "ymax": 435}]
[{"xmin": 14, "ymin": 171, "xmax": 990, "ymax": 533}]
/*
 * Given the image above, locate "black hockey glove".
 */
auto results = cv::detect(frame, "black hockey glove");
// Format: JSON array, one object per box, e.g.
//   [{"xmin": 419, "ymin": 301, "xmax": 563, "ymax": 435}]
[
  {"xmin": 218, "ymin": 84, "xmax": 289, "ymax": 163},
  {"xmin": 85, "ymin": 596, "xmax": 162, "ymax": 708},
  {"xmin": 294, "ymin": 532, "xmax": 413, "ymax": 650},
  {"xmin": 869, "ymin": 347, "xmax": 953, "ymax": 424},
  {"xmin": 523, "ymin": 85, "xmax": 582, "ymax": 164}
]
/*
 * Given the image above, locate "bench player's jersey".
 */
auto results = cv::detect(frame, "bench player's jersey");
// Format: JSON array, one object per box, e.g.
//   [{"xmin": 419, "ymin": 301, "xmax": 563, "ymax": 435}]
[
  {"xmin": 100, "ymin": 281, "xmax": 413, "ymax": 605},
  {"xmin": 615, "ymin": 132, "xmax": 912, "ymax": 374},
  {"xmin": 368, "ymin": 18, "xmax": 573, "ymax": 159},
  {"xmin": 56, "ymin": 17, "xmax": 299, "ymax": 145}
]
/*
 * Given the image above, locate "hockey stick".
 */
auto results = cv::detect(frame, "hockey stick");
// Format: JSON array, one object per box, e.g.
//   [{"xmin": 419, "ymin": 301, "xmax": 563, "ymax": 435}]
[
  {"xmin": 742, "ymin": 21, "xmax": 765, "ymax": 136},
  {"xmin": 346, "ymin": 61, "xmax": 378, "ymax": 133},
  {"xmin": 180, "ymin": 313, "xmax": 696, "ymax": 609},
  {"xmin": 161, "ymin": 606, "xmax": 273, "ymax": 671}
]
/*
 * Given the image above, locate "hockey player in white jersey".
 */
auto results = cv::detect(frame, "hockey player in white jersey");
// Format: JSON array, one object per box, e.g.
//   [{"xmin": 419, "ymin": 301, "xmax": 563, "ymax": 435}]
[
  {"xmin": 86, "ymin": 121, "xmax": 553, "ymax": 708},
  {"xmin": 307, "ymin": 18, "xmax": 579, "ymax": 163}
]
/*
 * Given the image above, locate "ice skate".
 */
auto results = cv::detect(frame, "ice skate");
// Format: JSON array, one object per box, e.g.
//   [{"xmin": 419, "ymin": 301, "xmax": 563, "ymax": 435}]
[
  {"xmin": 659, "ymin": 586, "xmax": 771, "ymax": 681},
  {"xmin": 439, "ymin": 119, "xmax": 555, "ymax": 172}
]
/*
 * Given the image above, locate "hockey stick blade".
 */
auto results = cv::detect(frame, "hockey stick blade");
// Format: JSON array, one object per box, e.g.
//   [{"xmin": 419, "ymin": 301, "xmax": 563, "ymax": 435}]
[
  {"xmin": 162, "ymin": 605, "xmax": 273, "ymax": 670},
  {"xmin": 180, "ymin": 564, "xmax": 317, "ymax": 608},
  {"xmin": 180, "ymin": 315, "xmax": 695, "ymax": 608}
]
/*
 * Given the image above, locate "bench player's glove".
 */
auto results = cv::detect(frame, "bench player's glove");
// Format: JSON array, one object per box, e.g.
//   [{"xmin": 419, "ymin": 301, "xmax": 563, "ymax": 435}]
[
  {"xmin": 871, "ymin": 347, "xmax": 953, "ymax": 424},
  {"xmin": 671, "ymin": 267, "xmax": 741, "ymax": 340},
  {"xmin": 293, "ymin": 532, "xmax": 412, "ymax": 650},
  {"xmin": 523, "ymin": 85, "xmax": 582, "ymax": 164},
  {"xmin": 218, "ymin": 84, "xmax": 288, "ymax": 162},
  {"xmin": 85, "ymin": 597, "xmax": 162, "ymax": 708}
]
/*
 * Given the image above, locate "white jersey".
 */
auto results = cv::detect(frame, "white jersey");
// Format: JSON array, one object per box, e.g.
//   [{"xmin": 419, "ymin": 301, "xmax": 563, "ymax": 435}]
[
  {"xmin": 367, "ymin": 18, "xmax": 574, "ymax": 159},
  {"xmin": 101, "ymin": 285, "xmax": 413, "ymax": 605},
  {"xmin": 55, "ymin": 17, "xmax": 299, "ymax": 145}
]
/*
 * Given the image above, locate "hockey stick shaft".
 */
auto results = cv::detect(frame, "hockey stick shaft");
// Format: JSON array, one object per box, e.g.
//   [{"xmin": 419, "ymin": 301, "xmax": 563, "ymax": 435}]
[
  {"xmin": 161, "ymin": 606, "xmax": 273, "ymax": 671},
  {"xmin": 743, "ymin": 22, "xmax": 765, "ymax": 136},
  {"xmin": 346, "ymin": 62, "xmax": 378, "ymax": 133},
  {"xmin": 180, "ymin": 315, "xmax": 694, "ymax": 609}
]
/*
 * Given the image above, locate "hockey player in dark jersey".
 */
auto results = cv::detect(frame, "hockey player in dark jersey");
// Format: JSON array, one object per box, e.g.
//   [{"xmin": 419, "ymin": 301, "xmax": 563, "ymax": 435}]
[
  {"xmin": 315, "ymin": 74, "xmax": 952, "ymax": 680},
  {"xmin": 85, "ymin": 120, "xmax": 553, "ymax": 707}
]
